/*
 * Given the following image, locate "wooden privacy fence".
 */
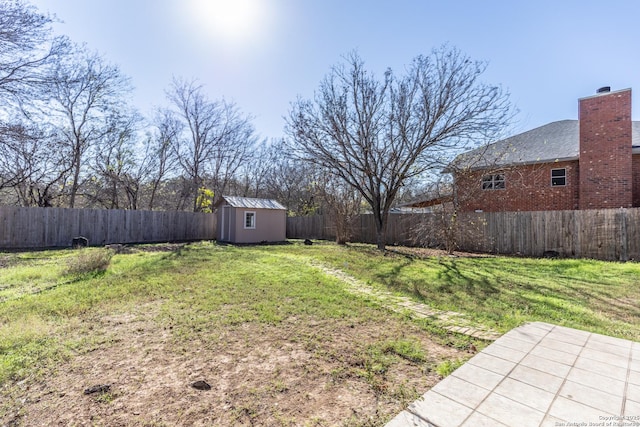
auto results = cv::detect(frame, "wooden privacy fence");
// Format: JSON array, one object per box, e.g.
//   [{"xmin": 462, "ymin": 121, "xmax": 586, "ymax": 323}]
[
  {"xmin": 286, "ymin": 208, "xmax": 640, "ymax": 261},
  {"xmin": 286, "ymin": 214, "xmax": 443, "ymax": 247},
  {"xmin": 0, "ymin": 206, "xmax": 216, "ymax": 249},
  {"xmin": 455, "ymin": 209, "xmax": 640, "ymax": 261}
]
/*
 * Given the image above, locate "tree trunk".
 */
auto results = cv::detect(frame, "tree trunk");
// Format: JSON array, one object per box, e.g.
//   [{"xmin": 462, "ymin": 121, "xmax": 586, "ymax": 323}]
[
  {"xmin": 69, "ymin": 159, "xmax": 81, "ymax": 208},
  {"xmin": 444, "ymin": 212, "xmax": 458, "ymax": 254},
  {"xmin": 373, "ymin": 209, "xmax": 387, "ymax": 251},
  {"xmin": 376, "ymin": 230, "xmax": 385, "ymax": 251},
  {"xmin": 148, "ymin": 181, "xmax": 159, "ymax": 210},
  {"xmin": 334, "ymin": 212, "xmax": 348, "ymax": 245}
]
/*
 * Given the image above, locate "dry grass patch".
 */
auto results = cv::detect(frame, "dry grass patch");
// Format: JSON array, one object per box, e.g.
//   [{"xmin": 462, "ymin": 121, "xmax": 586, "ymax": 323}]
[
  {"xmin": 6, "ymin": 304, "xmax": 464, "ymax": 426},
  {"xmin": 0, "ymin": 242, "xmax": 474, "ymax": 426}
]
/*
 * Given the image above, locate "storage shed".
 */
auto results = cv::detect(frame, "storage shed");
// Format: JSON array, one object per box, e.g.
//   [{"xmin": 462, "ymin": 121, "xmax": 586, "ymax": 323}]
[{"xmin": 216, "ymin": 196, "xmax": 287, "ymax": 243}]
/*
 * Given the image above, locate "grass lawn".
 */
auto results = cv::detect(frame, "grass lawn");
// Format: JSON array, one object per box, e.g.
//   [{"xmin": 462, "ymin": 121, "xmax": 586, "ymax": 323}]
[
  {"xmin": 1, "ymin": 240, "xmax": 639, "ymax": 426},
  {"xmin": 309, "ymin": 244, "xmax": 640, "ymax": 340}
]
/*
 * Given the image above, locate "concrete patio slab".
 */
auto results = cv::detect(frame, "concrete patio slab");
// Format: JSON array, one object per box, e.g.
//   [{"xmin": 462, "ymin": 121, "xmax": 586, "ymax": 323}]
[{"xmin": 386, "ymin": 322, "xmax": 640, "ymax": 427}]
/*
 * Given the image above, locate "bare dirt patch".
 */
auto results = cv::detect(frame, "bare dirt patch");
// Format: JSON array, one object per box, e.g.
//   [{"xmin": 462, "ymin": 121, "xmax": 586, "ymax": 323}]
[
  {"xmin": 3, "ymin": 304, "xmax": 469, "ymax": 426},
  {"xmin": 0, "ymin": 256, "xmax": 12, "ymax": 269},
  {"xmin": 386, "ymin": 246, "xmax": 494, "ymax": 259},
  {"xmin": 130, "ymin": 243, "xmax": 188, "ymax": 253}
]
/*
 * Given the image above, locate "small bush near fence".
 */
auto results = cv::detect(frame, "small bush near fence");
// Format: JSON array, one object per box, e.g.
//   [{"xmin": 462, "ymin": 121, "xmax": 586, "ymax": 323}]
[{"xmin": 65, "ymin": 248, "xmax": 114, "ymax": 276}]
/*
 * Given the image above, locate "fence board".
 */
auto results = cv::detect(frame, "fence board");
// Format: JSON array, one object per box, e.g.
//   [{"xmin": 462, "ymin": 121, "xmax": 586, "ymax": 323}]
[
  {"xmin": 0, "ymin": 206, "xmax": 216, "ymax": 249},
  {"xmin": 628, "ymin": 209, "xmax": 640, "ymax": 260},
  {"xmin": 287, "ymin": 207, "xmax": 640, "ymax": 261}
]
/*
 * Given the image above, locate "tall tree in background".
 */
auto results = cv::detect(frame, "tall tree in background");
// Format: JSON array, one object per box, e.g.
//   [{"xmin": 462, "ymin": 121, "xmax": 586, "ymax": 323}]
[
  {"xmin": 207, "ymin": 102, "xmax": 258, "ymax": 203},
  {"xmin": 287, "ymin": 46, "xmax": 513, "ymax": 250},
  {"xmin": 11, "ymin": 124, "xmax": 68, "ymax": 207},
  {"xmin": 167, "ymin": 78, "xmax": 256, "ymax": 212},
  {"xmin": 236, "ymin": 139, "xmax": 272, "ymax": 198},
  {"xmin": 167, "ymin": 78, "xmax": 218, "ymax": 211},
  {"xmin": 0, "ymin": 0, "xmax": 68, "ymax": 204},
  {"xmin": 262, "ymin": 140, "xmax": 317, "ymax": 216},
  {"xmin": 0, "ymin": 0, "xmax": 67, "ymax": 107},
  {"xmin": 314, "ymin": 171, "xmax": 363, "ymax": 244},
  {"xmin": 46, "ymin": 46, "xmax": 133, "ymax": 208},
  {"xmin": 0, "ymin": 122, "xmax": 57, "ymax": 205},
  {"xmin": 87, "ymin": 109, "xmax": 143, "ymax": 209},
  {"xmin": 0, "ymin": 1, "xmax": 271, "ymax": 211},
  {"xmin": 145, "ymin": 108, "xmax": 181, "ymax": 210}
]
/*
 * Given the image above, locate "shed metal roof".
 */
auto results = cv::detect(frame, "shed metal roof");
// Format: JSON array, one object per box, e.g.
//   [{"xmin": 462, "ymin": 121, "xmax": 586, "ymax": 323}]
[
  {"xmin": 450, "ymin": 120, "xmax": 640, "ymax": 171},
  {"xmin": 222, "ymin": 196, "xmax": 286, "ymax": 210}
]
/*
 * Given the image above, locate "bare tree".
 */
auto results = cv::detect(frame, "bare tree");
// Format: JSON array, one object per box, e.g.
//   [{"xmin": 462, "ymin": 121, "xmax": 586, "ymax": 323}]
[
  {"xmin": 0, "ymin": 0, "xmax": 67, "ymax": 107},
  {"xmin": 166, "ymin": 78, "xmax": 217, "ymax": 211},
  {"xmin": 286, "ymin": 46, "xmax": 513, "ymax": 250},
  {"xmin": 87, "ymin": 110, "xmax": 143, "ymax": 209},
  {"xmin": 166, "ymin": 77, "xmax": 257, "ymax": 211},
  {"xmin": 0, "ymin": 0, "xmax": 69, "ymax": 205},
  {"xmin": 0, "ymin": 123, "xmax": 35, "ymax": 192},
  {"xmin": 3, "ymin": 121, "xmax": 71, "ymax": 207},
  {"xmin": 262, "ymin": 140, "xmax": 317, "ymax": 216},
  {"xmin": 45, "ymin": 46, "xmax": 133, "ymax": 208},
  {"xmin": 236, "ymin": 139, "xmax": 272, "ymax": 198},
  {"xmin": 314, "ymin": 170, "xmax": 363, "ymax": 244},
  {"xmin": 207, "ymin": 103, "xmax": 257, "ymax": 202},
  {"xmin": 145, "ymin": 108, "xmax": 181, "ymax": 210}
]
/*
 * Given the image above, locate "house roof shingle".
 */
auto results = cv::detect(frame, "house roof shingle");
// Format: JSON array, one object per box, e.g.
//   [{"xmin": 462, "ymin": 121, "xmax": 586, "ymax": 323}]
[
  {"xmin": 450, "ymin": 120, "xmax": 640, "ymax": 171},
  {"xmin": 221, "ymin": 196, "xmax": 286, "ymax": 210}
]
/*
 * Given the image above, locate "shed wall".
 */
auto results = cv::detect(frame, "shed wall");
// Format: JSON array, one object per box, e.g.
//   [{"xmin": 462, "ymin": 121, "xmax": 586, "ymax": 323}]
[
  {"xmin": 232, "ymin": 208, "xmax": 286, "ymax": 243},
  {"xmin": 217, "ymin": 203, "xmax": 286, "ymax": 243}
]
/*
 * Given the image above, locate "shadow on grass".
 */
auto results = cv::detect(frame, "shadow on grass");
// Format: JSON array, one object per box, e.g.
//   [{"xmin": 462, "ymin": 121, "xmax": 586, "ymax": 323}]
[
  {"xmin": 370, "ymin": 255, "xmax": 500, "ymax": 311},
  {"xmin": 433, "ymin": 258, "xmax": 499, "ymax": 298},
  {"xmin": 357, "ymin": 249, "xmax": 640, "ymax": 338}
]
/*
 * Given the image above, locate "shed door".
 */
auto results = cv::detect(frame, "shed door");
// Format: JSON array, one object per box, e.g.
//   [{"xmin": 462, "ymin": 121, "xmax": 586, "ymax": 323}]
[{"xmin": 221, "ymin": 205, "xmax": 231, "ymax": 241}]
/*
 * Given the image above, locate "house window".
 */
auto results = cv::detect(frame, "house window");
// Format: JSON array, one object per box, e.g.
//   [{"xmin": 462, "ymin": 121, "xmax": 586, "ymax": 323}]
[
  {"xmin": 482, "ymin": 174, "xmax": 505, "ymax": 190},
  {"xmin": 551, "ymin": 168, "xmax": 566, "ymax": 186},
  {"xmin": 244, "ymin": 211, "xmax": 256, "ymax": 229}
]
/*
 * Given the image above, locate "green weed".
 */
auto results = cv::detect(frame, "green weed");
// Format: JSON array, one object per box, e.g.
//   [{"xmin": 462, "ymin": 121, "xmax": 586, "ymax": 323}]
[
  {"xmin": 435, "ymin": 358, "xmax": 465, "ymax": 378},
  {"xmin": 380, "ymin": 339, "xmax": 427, "ymax": 363},
  {"xmin": 94, "ymin": 391, "xmax": 115, "ymax": 404}
]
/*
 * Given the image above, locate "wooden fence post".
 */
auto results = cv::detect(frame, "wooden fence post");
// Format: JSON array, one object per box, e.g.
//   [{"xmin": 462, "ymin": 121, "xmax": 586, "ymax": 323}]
[{"xmin": 618, "ymin": 208, "xmax": 629, "ymax": 262}]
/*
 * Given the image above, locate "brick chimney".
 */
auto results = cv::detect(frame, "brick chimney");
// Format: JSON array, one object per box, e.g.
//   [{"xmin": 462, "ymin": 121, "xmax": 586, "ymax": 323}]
[{"xmin": 578, "ymin": 87, "xmax": 633, "ymax": 209}]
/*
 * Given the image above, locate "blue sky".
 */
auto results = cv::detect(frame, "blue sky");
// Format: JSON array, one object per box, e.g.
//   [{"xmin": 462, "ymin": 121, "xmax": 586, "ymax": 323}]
[{"xmin": 30, "ymin": 0, "xmax": 640, "ymax": 141}]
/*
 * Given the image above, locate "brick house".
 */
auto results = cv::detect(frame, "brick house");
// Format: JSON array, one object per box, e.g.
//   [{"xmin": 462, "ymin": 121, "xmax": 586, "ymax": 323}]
[{"xmin": 449, "ymin": 87, "xmax": 640, "ymax": 212}]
